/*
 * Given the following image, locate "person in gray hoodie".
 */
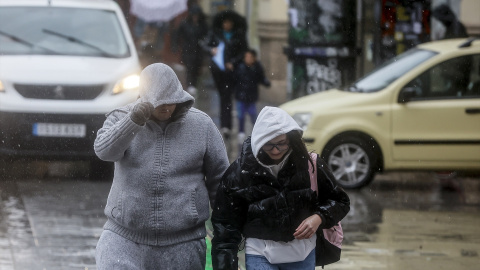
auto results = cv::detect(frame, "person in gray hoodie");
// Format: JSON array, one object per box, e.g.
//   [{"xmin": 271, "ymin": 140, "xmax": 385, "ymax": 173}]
[{"xmin": 94, "ymin": 63, "xmax": 229, "ymax": 269}]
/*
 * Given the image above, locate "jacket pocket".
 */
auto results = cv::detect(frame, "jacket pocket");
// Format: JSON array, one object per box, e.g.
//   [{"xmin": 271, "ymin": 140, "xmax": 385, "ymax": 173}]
[
  {"xmin": 120, "ymin": 191, "xmax": 150, "ymax": 229},
  {"xmin": 189, "ymin": 188, "xmax": 199, "ymax": 224},
  {"xmin": 105, "ymin": 191, "xmax": 122, "ymax": 222},
  {"xmin": 192, "ymin": 186, "xmax": 210, "ymax": 225}
]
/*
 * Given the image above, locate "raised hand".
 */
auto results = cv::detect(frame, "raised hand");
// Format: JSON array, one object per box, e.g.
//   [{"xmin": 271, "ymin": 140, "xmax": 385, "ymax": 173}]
[{"xmin": 130, "ymin": 102, "xmax": 154, "ymax": 125}]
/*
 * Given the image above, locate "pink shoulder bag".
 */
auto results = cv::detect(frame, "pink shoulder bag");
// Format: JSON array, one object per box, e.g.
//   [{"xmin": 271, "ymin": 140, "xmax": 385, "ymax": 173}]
[{"xmin": 308, "ymin": 153, "xmax": 343, "ymax": 267}]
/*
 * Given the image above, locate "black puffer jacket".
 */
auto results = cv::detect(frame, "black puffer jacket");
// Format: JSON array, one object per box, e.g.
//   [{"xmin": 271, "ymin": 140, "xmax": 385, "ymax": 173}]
[
  {"xmin": 211, "ymin": 138, "xmax": 350, "ymax": 270},
  {"xmin": 203, "ymin": 10, "xmax": 248, "ymax": 67},
  {"xmin": 233, "ymin": 61, "xmax": 270, "ymax": 103}
]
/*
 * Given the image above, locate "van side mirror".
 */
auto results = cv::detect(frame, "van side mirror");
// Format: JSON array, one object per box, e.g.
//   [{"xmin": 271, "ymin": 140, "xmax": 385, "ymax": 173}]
[{"xmin": 398, "ymin": 87, "xmax": 416, "ymax": 103}]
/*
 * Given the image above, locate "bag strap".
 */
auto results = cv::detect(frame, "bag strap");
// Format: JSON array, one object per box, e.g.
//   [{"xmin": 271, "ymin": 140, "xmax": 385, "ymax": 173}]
[{"xmin": 308, "ymin": 153, "xmax": 318, "ymax": 194}]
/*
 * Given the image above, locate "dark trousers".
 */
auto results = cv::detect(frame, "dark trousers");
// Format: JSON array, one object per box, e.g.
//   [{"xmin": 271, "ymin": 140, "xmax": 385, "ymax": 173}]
[
  {"xmin": 236, "ymin": 101, "xmax": 257, "ymax": 133},
  {"xmin": 182, "ymin": 56, "xmax": 202, "ymax": 87},
  {"xmin": 210, "ymin": 62, "xmax": 233, "ymax": 130}
]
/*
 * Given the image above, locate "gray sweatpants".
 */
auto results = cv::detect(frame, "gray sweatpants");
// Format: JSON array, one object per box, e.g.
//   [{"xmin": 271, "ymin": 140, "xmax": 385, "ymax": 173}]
[{"xmin": 95, "ymin": 230, "xmax": 206, "ymax": 270}]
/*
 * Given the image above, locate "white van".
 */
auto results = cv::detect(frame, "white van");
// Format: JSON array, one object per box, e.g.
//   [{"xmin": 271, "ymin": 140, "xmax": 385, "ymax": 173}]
[{"xmin": 0, "ymin": 0, "xmax": 141, "ymax": 177}]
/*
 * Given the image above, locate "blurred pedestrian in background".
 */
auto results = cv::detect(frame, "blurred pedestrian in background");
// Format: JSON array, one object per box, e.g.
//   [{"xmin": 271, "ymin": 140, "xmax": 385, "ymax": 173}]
[
  {"xmin": 173, "ymin": 4, "xmax": 208, "ymax": 96},
  {"xmin": 211, "ymin": 106, "xmax": 350, "ymax": 270},
  {"xmin": 94, "ymin": 63, "xmax": 229, "ymax": 269},
  {"xmin": 432, "ymin": 4, "xmax": 468, "ymax": 40},
  {"xmin": 129, "ymin": 0, "xmax": 189, "ymax": 66},
  {"xmin": 204, "ymin": 10, "xmax": 248, "ymax": 140},
  {"xmin": 232, "ymin": 49, "xmax": 271, "ymax": 145}
]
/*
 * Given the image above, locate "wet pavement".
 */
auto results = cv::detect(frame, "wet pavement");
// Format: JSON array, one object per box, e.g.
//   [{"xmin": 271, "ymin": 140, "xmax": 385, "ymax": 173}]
[
  {"xmin": 337, "ymin": 172, "xmax": 480, "ymax": 270},
  {"xmin": 0, "ymin": 70, "xmax": 479, "ymax": 269},
  {"xmin": 0, "ymin": 174, "xmax": 108, "ymax": 270},
  {"xmin": 0, "ymin": 166, "xmax": 479, "ymax": 270}
]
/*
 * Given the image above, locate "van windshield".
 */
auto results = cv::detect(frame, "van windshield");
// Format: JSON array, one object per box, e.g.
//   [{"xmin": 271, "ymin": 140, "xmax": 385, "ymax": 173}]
[
  {"xmin": 0, "ymin": 7, "xmax": 130, "ymax": 58},
  {"xmin": 347, "ymin": 49, "xmax": 437, "ymax": 93}
]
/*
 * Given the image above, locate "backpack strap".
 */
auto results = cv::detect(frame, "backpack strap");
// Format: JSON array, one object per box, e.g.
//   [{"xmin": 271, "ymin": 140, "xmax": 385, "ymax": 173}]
[{"xmin": 308, "ymin": 153, "xmax": 318, "ymax": 194}]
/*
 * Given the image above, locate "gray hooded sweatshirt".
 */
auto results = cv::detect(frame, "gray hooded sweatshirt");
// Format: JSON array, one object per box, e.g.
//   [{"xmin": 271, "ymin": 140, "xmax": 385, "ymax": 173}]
[{"xmin": 94, "ymin": 63, "xmax": 229, "ymax": 246}]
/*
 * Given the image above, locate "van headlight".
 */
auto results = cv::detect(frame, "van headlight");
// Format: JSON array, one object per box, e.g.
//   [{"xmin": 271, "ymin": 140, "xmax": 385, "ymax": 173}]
[
  {"xmin": 112, "ymin": 74, "xmax": 140, "ymax": 95},
  {"xmin": 292, "ymin": 113, "xmax": 311, "ymax": 130},
  {"xmin": 0, "ymin": 80, "xmax": 4, "ymax": 92}
]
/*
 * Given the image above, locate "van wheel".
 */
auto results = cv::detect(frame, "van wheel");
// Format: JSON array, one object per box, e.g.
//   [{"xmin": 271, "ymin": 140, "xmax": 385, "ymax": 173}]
[
  {"xmin": 322, "ymin": 136, "xmax": 376, "ymax": 189},
  {"xmin": 89, "ymin": 159, "xmax": 113, "ymax": 180}
]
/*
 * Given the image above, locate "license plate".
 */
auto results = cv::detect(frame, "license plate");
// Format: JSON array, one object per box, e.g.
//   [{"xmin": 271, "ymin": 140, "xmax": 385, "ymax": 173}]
[{"xmin": 33, "ymin": 123, "xmax": 86, "ymax": 138}]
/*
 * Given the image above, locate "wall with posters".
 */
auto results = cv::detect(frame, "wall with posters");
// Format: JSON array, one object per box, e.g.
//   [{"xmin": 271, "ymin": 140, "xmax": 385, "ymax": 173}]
[
  {"xmin": 377, "ymin": 0, "xmax": 431, "ymax": 64},
  {"xmin": 286, "ymin": 0, "xmax": 356, "ymax": 98}
]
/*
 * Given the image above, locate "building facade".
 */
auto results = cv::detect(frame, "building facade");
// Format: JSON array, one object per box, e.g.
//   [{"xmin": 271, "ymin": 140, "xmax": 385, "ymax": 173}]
[{"xmin": 202, "ymin": 0, "xmax": 480, "ymax": 104}]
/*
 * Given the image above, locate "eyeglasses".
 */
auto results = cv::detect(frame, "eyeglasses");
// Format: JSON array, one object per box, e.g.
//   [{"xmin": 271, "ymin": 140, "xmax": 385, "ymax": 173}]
[{"xmin": 261, "ymin": 142, "xmax": 289, "ymax": 152}]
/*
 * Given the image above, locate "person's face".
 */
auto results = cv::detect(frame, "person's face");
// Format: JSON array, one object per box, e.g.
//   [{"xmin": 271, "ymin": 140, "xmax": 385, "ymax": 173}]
[
  {"xmin": 192, "ymin": 14, "xmax": 199, "ymax": 23},
  {"xmin": 244, "ymin": 52, "xmax": 256, "ymax": 66},
  {"xmin": 222, "ymin": 19, "xmax": 233, "ymax": 31},
  {"xmin": 261, "ymin": 134, "xmax": 290, "ymax": 163},
  {"xmin": 152, "ymin": 104, "xmax": 176, "ymax": 121}
]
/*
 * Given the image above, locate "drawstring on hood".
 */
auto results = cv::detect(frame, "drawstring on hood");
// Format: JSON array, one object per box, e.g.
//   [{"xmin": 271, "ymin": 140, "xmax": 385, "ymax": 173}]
[
  {"xmin": 251, "ymin": 106, "xmax": 303, "ymax": 158},
  {"xmin": 138, "ymin": 63, "xmax": 194, "ymax": 109}
]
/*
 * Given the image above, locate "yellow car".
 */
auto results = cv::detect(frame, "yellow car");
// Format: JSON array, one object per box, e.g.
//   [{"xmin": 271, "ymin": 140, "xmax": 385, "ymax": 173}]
[{"xmin": 280, "ymin": 38, "xmax": 480, "ymax": 189}]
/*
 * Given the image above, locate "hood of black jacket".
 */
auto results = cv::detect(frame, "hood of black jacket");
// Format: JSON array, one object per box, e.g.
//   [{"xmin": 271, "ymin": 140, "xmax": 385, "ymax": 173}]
[{"xmin": 212, "ymin": 9, "xmax": 247, "ymax": 34}]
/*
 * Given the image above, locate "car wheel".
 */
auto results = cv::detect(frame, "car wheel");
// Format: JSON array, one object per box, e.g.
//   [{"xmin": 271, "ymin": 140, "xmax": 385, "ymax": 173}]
[
  {"xmin": 322, "ymin": 136, "xmax": 376, "ymax": 189},
  {"xmin": 89, "ymin": 159, "xmax": 113, "ymax": 180}
]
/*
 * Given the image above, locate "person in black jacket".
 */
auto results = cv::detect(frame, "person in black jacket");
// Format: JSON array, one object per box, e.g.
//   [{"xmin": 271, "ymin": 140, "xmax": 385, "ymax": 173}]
[
  {"xmin": 211, "ymin": 106, "xmax": 350, "ymax": 270},
  {"xmin": 233, "ymin": 49, "xmax": 270, "ymax": 144},
  {"xmin": 203, "ymin": 10, "xmax": 249, "ymax": 139},
  {"xmin": 432, "ymin": 4, "xmax": 468, "ymax": 40},
  {"xmin": 173, "ymin": 4, "xmax": 208, "ymax": 96}
]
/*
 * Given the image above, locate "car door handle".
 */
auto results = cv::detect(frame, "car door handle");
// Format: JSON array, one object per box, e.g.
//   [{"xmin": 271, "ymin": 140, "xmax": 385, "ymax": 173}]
[{"xmin": 465, "ymin": 108, "xmax": 480, "ymax": 114}]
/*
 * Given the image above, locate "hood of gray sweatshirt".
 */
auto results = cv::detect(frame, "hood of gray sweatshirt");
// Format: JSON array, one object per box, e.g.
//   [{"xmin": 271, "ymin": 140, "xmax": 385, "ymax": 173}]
[{"xmin": 138, "ymin": 63, "xmax": 194, "ymax": 109}]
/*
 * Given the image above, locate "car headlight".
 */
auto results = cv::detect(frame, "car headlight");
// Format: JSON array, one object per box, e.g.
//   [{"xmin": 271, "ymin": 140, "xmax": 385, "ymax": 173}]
[
  {"xmin": 112, "ymin": 74, "xmax": 140, "ymax": 95},
  {"xmin": 0, "ymin": 80, "xmax": 4, "ymax": 92},
  {"xmin": 292, "ymin": 113, "xmax": 311, "ymax": 130}
]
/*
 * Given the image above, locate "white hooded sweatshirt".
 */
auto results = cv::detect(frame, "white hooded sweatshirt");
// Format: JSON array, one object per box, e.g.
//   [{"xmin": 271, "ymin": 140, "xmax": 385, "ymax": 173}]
[{"xmin": 246, "ymin": 106, "xmax": 317, "ymax": 264}]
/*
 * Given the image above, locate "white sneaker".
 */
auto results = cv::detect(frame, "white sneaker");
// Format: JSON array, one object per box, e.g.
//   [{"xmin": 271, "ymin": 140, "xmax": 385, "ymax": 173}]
[{"xmin": 187, "ymin": 86, "xmax": 197, "ymax": 96}]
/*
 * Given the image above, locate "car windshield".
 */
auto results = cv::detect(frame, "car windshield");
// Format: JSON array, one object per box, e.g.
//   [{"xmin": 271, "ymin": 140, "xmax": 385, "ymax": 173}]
[
  {"xmin": 347, "ymin": 49, "xmax": 437, "ymax": 93},
  {"xmin": 0, "ymin": 7, "xmax": 129, "ymax": 58}
]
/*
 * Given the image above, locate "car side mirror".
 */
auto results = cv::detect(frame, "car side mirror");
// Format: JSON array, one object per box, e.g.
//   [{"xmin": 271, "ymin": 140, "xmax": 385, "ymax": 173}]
[{"xmin": 398, "ymin": 87, "xmax": 416, "ymax": 104}]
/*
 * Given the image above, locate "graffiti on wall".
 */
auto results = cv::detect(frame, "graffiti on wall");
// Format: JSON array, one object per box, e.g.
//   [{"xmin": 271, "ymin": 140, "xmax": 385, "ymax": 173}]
[
  {"xmin": 286, "ymin": 0, "xmax": 356, "ymax": 98},
  {"xmin": 305, "ymin": 58, "xmax": 341, "ymax": 93}
]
